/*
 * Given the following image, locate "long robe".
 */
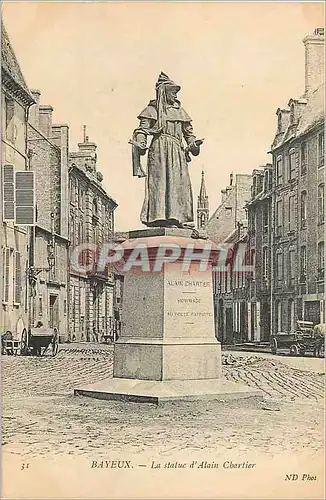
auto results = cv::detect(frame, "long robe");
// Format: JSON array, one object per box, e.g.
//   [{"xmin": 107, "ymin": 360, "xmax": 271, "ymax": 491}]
[{"xmin": 134, "ymin": 101, "xmax": 198, "ymax": 227}]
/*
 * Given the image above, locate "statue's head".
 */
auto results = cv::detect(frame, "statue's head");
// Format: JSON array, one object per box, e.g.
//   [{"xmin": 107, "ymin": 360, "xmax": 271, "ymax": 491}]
[{"xmin": 156, "ymin": 72, "xmax": 180, "ymax": 105}]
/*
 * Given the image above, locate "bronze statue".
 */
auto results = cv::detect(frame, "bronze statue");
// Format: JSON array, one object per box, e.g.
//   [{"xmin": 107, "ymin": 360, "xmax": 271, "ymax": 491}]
[{"xmin": 130, "ymin": 72, "xmax": 204, "ymax": 228}]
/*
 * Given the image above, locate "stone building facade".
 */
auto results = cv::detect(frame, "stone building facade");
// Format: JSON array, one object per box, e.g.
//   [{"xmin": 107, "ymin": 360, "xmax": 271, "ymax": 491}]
[
  {"xmin": 213, "ymin": 225, "xmax": 249, "ymax": 344},
  {"xmin": 1, "ymin": 22, "xmax": 35, "ymax": 338},
  {"xmin": 204, "ymin": 173, "xmax": 252, "ymax": 244},
  {"xmin": 202, "ymin": 174, "xmax": 252, "ymax": 343},
  {"xmin": 246, "ymin": 164, "xmax": 273, "ymax": 341},
  {"xmin": 27, "ymin": 91, "xmax": 70, "ymax": 340},
  {"xmin": 270, "ymin": 28, "xmax": 324, "ymax": 330},
  {"xmin": 68, "ymin": 132, "xmax": 118, "ymax": 342}
]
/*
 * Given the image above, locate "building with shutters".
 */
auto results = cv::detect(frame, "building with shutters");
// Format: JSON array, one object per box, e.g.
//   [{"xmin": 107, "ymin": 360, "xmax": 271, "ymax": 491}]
[
  {"xmin": 68, "ymin": 130, "xmax": 118, "ymax": 342},
  {"xmin": 204, "ymin": 173, "xmax": 252, "ymax": 245},
  {"xmin": 270, "ymin": 28, "xmax": 324, "ymax": 330},
  {"xmin": 213, "ymin": 223, "xmax": 249, "ymax": 344},
  {"xmin": 200, "ymin": 173, "xmax": 252, "ymax": 343},
  {"xmin": 26, "ymin": 91, "xmax": 70, "ymax": 340},
  {"xmin": 246, "ymin": 164, "xmax": 273, "ymax": 342},
  {"xmin": 1, "ymin": 23, "xmax": 35, "ymax": 338}
]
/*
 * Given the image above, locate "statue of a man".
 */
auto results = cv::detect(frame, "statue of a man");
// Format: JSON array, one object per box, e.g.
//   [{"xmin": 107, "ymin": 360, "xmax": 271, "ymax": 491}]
[{"xmin": 130, "ymin": 72, "xmax": 203, "ymax": 228}]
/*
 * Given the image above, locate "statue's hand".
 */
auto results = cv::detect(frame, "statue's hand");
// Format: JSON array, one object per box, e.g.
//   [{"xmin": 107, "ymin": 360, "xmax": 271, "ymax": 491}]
[
  {"xmin": 138, "ymin": 141, "xmax": 147, "ymax": 156},
  {"xmin": 189, "ymin": 139, "xmax": 202, "ymax": 157},
  {"xmin": 129, "ymin": 138, "xmax": 148, "ymax": 155}
]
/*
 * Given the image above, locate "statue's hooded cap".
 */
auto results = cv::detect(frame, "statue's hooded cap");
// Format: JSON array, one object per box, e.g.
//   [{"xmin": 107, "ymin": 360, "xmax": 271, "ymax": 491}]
[{"xmin": 155, "ymin": 72, "xmax": 181, "ymax": 92}]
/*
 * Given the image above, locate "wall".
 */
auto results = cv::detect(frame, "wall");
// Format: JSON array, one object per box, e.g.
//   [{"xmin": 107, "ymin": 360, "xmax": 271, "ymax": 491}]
[{"xmin": 1, "ymin": 91, "xmax": 29, "ymax": 338}]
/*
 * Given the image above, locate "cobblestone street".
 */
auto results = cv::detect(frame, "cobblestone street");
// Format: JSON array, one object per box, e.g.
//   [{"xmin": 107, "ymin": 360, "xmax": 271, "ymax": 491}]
[{"xmin": 2, "ymin": 345, "xmax": 324, "ymax": 460}]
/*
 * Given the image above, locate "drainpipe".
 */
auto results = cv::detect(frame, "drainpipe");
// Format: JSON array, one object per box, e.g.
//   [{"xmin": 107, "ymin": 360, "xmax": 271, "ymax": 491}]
[
  {"xmin": 25, "ymin": 102, "xmax": 34, "ymax": 331},
  {"xmin": 270, "ymin": 192, "xmax": 274, "ymax": 338}
]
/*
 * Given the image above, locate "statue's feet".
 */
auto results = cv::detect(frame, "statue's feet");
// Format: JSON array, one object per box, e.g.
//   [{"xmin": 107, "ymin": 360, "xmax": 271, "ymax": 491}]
[{"xmin": 180, "ymin": 222, "xmax": 195, "ymax": 229}]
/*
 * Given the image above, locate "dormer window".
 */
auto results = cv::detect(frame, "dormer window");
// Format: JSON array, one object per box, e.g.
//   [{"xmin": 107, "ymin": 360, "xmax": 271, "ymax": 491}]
[
  {"xmin": 276, "ymin": 156, "xmax": 283, "ymax": 186},
  {"xmin": 277, "ymin": 113, "xmax": 282, "ymax": 133},
  {"xmin": 252, "ymin": 176, "xmax": 257, "ymax": 197},
  {"xmin": 289, "ymin": 103, "xmax": 295, "ymax": 125},
  {"xmin": 264, "ymin": 170, "xmax": 270, "ymax": 192},
  {"xmin": 288, "ymin": 148, "xmax": 296, "ymax": 180}
]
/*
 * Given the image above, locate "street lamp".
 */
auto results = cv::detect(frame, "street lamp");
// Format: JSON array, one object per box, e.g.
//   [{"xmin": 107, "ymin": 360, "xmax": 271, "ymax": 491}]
[{"xmin": 28, "ymin": 212, "xmax": 56, "ymax": 284}]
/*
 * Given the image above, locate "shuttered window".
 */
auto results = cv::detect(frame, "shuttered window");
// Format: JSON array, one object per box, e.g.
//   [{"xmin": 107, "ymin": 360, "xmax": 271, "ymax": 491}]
[
  {"xmin": 2, "ymin": 164, "xmax": 15, "ymax": 221},
  {"xmin": 14, "ymin": 251, "xmax": 21, "ymax": 304},
  {"xmin": 3, "ymin": 247, "xmax": 10, "ymax": 304},
  {"xmin": 5, "ymin": 98, "xmax": 15, "ymax": 143},
  {"xmin": 15, "ymin": 171, "xmax": 35, "ymax": 225}
]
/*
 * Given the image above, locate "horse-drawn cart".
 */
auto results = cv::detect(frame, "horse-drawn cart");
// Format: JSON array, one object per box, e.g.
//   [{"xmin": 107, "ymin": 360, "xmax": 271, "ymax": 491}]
[
  {"xmin": 270, "ymin": 321, "xmax": 324, "ymax": 357},
  {"xmin": 21, "ymin": 326, "xmax": 59, "ymax": 357}
]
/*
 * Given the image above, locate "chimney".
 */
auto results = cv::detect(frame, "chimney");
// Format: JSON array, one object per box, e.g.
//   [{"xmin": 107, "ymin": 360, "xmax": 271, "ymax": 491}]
[
  {"xmin": 29, "ymin": 89, "xmax": 41, "ymax": 128},
  {"xmin": 39, "ymin": 105, "xmax": 54, "ymax": 137},
  {"xmin": 303, "ymin": 28, "xmax": 324, "ymax": 96}
]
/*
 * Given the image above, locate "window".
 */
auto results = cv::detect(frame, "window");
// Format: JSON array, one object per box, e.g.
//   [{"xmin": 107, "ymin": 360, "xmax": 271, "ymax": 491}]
[
  {"xmin": 276, "ymin": 301, "xmax": 282, "ymax": 332},
  {"xmin": 252, "ymin": 177, "xmax": 257, "ymax": 198},
  {"xmin": 226, "ymin": 263, "xmax": 231, "ymax": 292},
  {"xmin": 2, "ymin": 247, "xmax": 10, "ymax": 304},
  {"xmin": 5, "ymin": 97, "xmax": 15, "ymax": 143},
  {"xmin": 318, "ymin": 242, "xmax": 324, "ymax": 281},
  {"xmin": 78, "ymin": 186, "xmax": 84, "ymax": 210},
  {"xmin": 288, "ymin": 195, "xmax": 295, "ymax": 231},
  {"xmin": 262, "ymin": 247, "xmax": 268, "ymax": 281},
  {"xmin": 288, "ymin": 248, "xmax": 295, "ymax": 286},
  {"xmin": 300, "ymin": 191, "xmax": 307, "ymax": 228},
  {"xmin": 276, "ymin": 156, "xmax": 283, "ymax": 186},
  {"xmin": 276, "ymin": 252, "xmax": 283, "ymax": 280},
  {"xmin": 15, "ymin": 171, "xmax": 35, "ymax": 226},
  {"xmin": 288, "ymin": 299, "xmax": 295, "ymax": 332},
  {"xmin": 276, "ymin": 200, "xmax": 283, "ymax": 235},
  {"xmin": 70, "ymin": 178, "xmax": 76, "ymax": 205},
  {"xmin": 318, "ymin": 133, "xmax": 324, "ymax": 167},
  {"xmin": 250, "ymin": 249, "xmax": 256, "ymax": 281},
  {"xmin": 289, "ymin": 104, "xmax": 295, "ymax": 125},
  {"xmin": 300, "ymin": 246, "xmax": 307, "ymax": 281},
  {"xmin": 263, "ymin": 205, "xmax": 269, "ymax": 233},
  {"xmin": 277, "ymin": 113, "xmax": 282, "ymax": 133},
  {"xmin": 75, "ymin": 180, "xmax": 79, "ymax": 207},
  {"xmin": 251, "ymin": 212, "xmax": 256, "ymax": 235},
  {"xmin": 289, "ymin": 149, "xmax": 296, "ymax": 180},
  {"xmin": 93, "ymin": 198, "xmax": 98, "ymax": 216},
  {"xmin": 63, "ymin": 299, "xmax": 67, "ymax": 315},
  {"xmin": 2, "ymin": 164, "xmax": 15, "ymax": 222},
  {"xmin": 301, "ymin": 142, "xmax": 307, "ymax": 175},
  {"xmin": 264, "ymin": 171, "xmax": 269, "ymax": 192},
  {"xmin": 318, "ymin": 184, "xmax": 324, "ymax": 224},
  {"xmin": 39, "ymin": 297, "xmax": 43, "ymax": 316},
  {"xmin": 70, "ymin": 213, "xmax": 75, "ymax": 246},
  {"xmin": 14, "ymin": 251, "xmax": 21, "ymax": 305}
]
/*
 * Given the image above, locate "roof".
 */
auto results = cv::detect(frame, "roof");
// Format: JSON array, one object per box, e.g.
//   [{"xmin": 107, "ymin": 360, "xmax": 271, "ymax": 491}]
[
  {"xmin": 271, "ymin": 83, "xmax": 324, "ymax": 150},
  {"xmin": 199, "ymin": 170, "xmax": 208, "ymax": 200},
  {"xmin": 1, "ymin": 21, "xmax": 35, "ymax": 105},
  {"xmin": 69, "ymin": 162, "xmax": 118, "ymax": 208},
  {"xmin": 296, "ymin": 84, "xmax": 324, "ymax": 138}
]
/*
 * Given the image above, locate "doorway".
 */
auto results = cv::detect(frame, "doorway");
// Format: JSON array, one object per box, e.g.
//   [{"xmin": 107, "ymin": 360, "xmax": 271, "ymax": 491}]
[
  {"xmin": 49, "ymin": 294, "xmax": 59, "ymax": 329},
  {"xmin": 225, "ymin": 308, "xmax": 233, "ymax": 344}
]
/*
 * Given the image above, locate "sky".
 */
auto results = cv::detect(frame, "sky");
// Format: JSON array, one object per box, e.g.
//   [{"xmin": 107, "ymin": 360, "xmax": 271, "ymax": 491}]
[{"xmin": 2, "ymin": 1, "xmax": 324, "ymax": 231}]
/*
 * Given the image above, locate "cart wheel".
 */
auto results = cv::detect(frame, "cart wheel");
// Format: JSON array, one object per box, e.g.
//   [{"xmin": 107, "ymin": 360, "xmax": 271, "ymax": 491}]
[
  {"xmin": 271, "ymin": 338, "xmax": 278, "ymax": 355},
  {"xmin": 52, "ymin": 329, "xmax": 59, "ymax": 356},
  {"xmin": 289, "ymin": 344, "xmax": 299, "ymax": 356},
  {"xmin": 21, "ymin": 328, "xmax": 28, "ymax": 355}
]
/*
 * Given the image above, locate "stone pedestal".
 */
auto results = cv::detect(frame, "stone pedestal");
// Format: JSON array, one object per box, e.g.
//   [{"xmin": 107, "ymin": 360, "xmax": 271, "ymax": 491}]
[{"xmin": 75, "ymin": 229, "xmax": 262, "ymax": 404}]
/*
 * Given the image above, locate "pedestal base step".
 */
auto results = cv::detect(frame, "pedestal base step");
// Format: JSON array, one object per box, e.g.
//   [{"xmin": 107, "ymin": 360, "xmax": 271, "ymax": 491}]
[{"xmin": 74, "ymin": 377, "xmax": 262, "ymax": 405}]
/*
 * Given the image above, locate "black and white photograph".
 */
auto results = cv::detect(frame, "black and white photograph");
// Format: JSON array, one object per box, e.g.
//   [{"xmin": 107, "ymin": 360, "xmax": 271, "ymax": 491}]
[{"xmin": 1, "ymin": 2, "xmax": 325, "ymax": 498}]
